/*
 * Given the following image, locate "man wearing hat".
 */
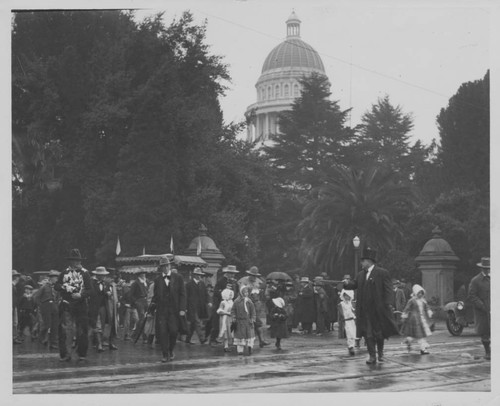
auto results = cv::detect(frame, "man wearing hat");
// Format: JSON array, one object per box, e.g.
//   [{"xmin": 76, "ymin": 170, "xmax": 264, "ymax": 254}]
[
  {"xmin": 296, "ymin": 277, "xmax": 316, "ymax": 334},
  {"xmin": 88, "ymin": 266, "xmax": 118, "ymax": 352},
  {"xmin": 12, "ymin": 270, "xmax": 23, "ymax": 344},
  {"xmin": 130, "ymin": 269, "xmax": 150, "ymax": 343},
  {"xmin": 150, "ymin": 255, "xmax": 187, "ymax": 362},
  {"xmin": 55, "ymin": 248, "xmax": 92, "ymax": 362},
  {"xmin": 343, "ymin": 247, "xmax": 399, "ymax": 365},
  {"xmin": 209, "ymin": 265, "xmax": 240, "ymax": 345},
  {"xmin": 17, "ymin": 283, "xmax": 36, "ymax": 341},
  {"xmin": 37, "ymin": 270, "xmax": 60, "ymax": 348},
  {"xmin": 468, "ymin": 257, "xmax": 491, "ymax": 360},
  {"xmin": 185, "ymin": 267, "xmax": 209, "ymax": 344}
]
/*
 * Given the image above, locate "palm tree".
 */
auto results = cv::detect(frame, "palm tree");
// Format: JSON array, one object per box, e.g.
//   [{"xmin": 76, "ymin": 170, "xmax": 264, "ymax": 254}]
[{"xmin": 298, "ymin": 166, "xmax": 418, "ymax": 275}]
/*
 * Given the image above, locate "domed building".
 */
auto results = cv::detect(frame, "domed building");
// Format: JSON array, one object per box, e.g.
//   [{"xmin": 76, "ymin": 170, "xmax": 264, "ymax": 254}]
[{"xmin": 245, "ymin": 11, "xmax": 328, "ymax": 143}]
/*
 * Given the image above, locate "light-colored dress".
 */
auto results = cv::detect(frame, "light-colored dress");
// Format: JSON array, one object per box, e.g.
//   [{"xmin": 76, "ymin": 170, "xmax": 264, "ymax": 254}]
[{"xmin": 217, "ymin": 299, "xmax": 233, "ymax": 339}]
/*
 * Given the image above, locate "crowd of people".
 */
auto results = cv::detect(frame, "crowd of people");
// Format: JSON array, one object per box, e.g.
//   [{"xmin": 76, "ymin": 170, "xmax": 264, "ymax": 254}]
[{"xmin": 12, "ymin": 248, "xmax": 491, "ymax": 365}]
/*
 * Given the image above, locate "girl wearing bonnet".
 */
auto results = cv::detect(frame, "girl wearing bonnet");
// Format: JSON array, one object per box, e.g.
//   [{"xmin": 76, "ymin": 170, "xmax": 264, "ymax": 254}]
[
  {"xmin": 216, "ymin": 288, "xmax": 234, "ymax": 352},
  {"xmin": 269, "ymin": 296, "xmax": 289, "ymax": 350},
  {"xmin": 401, "ymin": 284, "xmax": 434, "ymax": 354},
  {"xmin": 231, "ymin": 286, "xmax": 256, "ymax": 355}
]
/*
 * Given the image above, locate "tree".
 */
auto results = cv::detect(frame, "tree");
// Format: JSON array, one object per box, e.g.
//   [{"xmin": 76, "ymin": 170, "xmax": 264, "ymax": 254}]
[
  {"xmin": 264, "ymin": 72, "xmax": 354, "ymax": 190},
  {"xmin": 298, "ymin": 166, "xmax": 417, "ymax": 278},
  {"xmin": 354, "ymin": 95, "xmax": 432, "ymax": 182},
  {"xmin": 436, "ymin": 71, "xmax": 489, "ymax": 193}
]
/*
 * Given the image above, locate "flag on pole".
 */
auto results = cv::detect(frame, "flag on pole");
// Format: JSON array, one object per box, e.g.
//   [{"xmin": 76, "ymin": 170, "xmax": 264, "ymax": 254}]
[
  {"xmin": 116, "ymin": 236, "xmax": 121, "ymax": 256},
  {"xmin": 196, "ymin": 237, "xmax": 202, "ymax": 256},
  {"xmin": 170, "ymin": 235, "xmax": 174, "ymax": 254}
]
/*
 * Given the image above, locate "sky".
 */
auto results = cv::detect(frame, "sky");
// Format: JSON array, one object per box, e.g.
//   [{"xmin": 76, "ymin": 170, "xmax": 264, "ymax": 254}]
[{"xmin": 130, "ymin": 0, "xmax": 493, "ymax": 147}]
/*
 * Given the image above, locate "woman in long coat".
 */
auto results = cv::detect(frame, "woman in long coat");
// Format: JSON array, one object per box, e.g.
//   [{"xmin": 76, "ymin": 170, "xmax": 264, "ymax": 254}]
[
  {"xmin": 269, "ymin": 297, "xmax": 289, "ymax": 350},
  {"xmin": 231, "ymin": 286, "xmax": 256, "ymax": 355}
]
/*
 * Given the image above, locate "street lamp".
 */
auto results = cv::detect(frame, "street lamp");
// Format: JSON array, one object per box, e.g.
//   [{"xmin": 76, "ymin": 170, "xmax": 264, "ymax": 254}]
[{"xmin": 353, "ymin": 236, "xmax": 360, "ymax": 278}]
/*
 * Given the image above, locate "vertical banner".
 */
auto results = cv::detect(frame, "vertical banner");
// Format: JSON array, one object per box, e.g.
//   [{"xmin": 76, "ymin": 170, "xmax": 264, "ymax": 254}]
[{"xmin": 116, "ymin": 236, "xmax": 121, "ymax": 256}]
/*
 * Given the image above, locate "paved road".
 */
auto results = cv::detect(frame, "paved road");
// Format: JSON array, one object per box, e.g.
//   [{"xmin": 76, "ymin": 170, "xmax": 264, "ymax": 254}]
[{"xmin": 12, "ymin": 322, "xmax": 490, "ymax": 394}]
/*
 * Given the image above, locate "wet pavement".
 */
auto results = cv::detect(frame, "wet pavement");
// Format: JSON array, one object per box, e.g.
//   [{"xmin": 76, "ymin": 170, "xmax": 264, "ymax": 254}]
[{"xmin": 12, "ymin": 321, "xmax": 491, "ymax": 394}]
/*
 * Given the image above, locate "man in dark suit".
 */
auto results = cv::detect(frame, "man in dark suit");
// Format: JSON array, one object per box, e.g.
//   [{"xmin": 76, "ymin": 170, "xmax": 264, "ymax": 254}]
[
  {"xmin": 130, "ymin": 270, "xmax": 149, "ymax": 343},
  {"xmin": 343, "ymin": 247, "xmax": 399, "ymax": 365},
  {"xmin": 185, "ymin": 267, "xmax": 209, "ymax": 344},
  {"xmin": 468, "ymin": 257, "xmax": 490, "ymax": 360},
  {"xmin": 151, "ymin": 255, "xmax": 187, "ymax": 362}
]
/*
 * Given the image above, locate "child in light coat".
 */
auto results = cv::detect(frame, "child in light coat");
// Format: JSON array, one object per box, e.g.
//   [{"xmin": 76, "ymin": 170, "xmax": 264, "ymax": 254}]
[
  {"xmin": 216, "ymin": 288, "xmax": 234, "ymax": 352},
  {"xmin": 401, "ymin": 284, "xmax": 434, "ymax": 354},
  {"xmin": 339, "ymin": 289, "xmax": 357, "ymax": 355}
]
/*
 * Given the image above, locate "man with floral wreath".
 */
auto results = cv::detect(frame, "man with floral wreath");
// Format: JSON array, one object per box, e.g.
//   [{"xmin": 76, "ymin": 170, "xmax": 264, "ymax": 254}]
[{"xmin": 55, "ymin": 248, "xmax": 92, "ymax": 362}]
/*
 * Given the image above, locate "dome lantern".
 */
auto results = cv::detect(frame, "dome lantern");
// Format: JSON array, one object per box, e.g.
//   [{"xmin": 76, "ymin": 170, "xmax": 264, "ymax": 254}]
[{"xmin": 286, "ymin": 10, "xmax": 301, "ymax": 38}]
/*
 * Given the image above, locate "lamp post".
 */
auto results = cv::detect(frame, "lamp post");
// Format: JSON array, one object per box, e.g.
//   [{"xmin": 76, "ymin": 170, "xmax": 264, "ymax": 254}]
[{"xmin": 353, "ymin": 236, "xmax": 360, "ymax": 278}]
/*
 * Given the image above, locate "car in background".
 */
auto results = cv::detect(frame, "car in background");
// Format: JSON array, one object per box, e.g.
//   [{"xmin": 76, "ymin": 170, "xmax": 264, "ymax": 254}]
[{"xmin": 443, "ymin": 295, "xmax": 475, "ymax": 336}]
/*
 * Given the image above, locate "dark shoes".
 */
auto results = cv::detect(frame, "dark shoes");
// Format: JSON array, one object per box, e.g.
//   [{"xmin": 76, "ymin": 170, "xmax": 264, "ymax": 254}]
[
  {"xmin": 420, "ymin": 350, "xmax": 429, "ymax": 355},
  {"xmin": 109, "ymin": 344, "xmax": 118, "ymax": 350},
  {"xmin": 348, "ymin": 347, "xmax": 355, "ymax": 356},
  {"xmin": 59, "ymin": 355, "xmax": 71, "ymax": 362},
  {"xmin": 259, "ymin": 341, "xmax": 270, "ymax": 348},
  {"xmin": 200, "ymin": 338, "xmax": 208, "ymax": 344},
  {"xmin": 161, "ymin": 352, "xmax": 174, "ymax": 362},
  {"xmin": 248, "ymin": 347, "xmax": 253, "ymax": 355},
  {"xmin": 366, "ymin": 356, "xmax": 377, "ymax": 365},
  {"xmin": 378, "ymin": 353, "xmax": 385, "ymax": 363},
  {"xmin": 223, "ymin": 347, "xmax": 231, "ymax": 353}
]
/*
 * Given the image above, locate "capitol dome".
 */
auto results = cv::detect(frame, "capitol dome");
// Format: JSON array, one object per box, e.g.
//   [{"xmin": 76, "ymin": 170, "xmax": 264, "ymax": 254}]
[
  {"xmin": 245, "ymin": 11, "xmax": 329, "ymax": 144},
  {"xmin": 262, "ymin": 39, "xmax": 325, "ymax": 73}
]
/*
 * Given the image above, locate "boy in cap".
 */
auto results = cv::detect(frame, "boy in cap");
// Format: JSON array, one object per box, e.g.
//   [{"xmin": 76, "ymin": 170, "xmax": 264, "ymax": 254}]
[{"xmin": 38, "ymin": 270, "xmax": 60, "ymax": 349}]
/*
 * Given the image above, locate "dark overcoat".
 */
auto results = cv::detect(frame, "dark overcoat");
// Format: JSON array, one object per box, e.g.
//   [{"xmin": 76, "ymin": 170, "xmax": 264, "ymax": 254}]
[
  {"xmin": 344, "ymin": 265, "xmax": 399, "ymax": 339},
  {"xmin": 231, "ymin": 296, "xmax": 256, "ymax": 340},
  {"xmin": 152, "ymin": 273, "xmax": 187, "ymax": 330},
  {"xmin": 269, "ymin": 305, "xmax": 289, "ymax": 339},
  {"xmin": 295, "ymin": 284, "xmax": 316, "ymax": 323},
  {"xmin": 468, "ymin": 272, "xmax": 490, "ymax": 337},
  {"xmin": 186, "ymin": 279, "xmax": 208, "ymax": 321}
]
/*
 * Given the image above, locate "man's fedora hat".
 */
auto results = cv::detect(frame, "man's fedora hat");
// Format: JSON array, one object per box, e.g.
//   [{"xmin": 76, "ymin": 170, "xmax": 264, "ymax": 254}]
[
  {"xmin": 92, "ymin": 266, "xmax": 110, "ymax": 275},
  {"xmin": 246, "ymin": 266, "xmax": 261, "ymax": 277},
  {"xmin": 159, "ymin": 255, "xmax": 174, "ymax": 266},
  {"xmin": 222, "ymin": 265, "xmax": 239, "ymax": 274},
  {"xmin": 48, "ymin": 270, "xmax": 60, "ymax": 277},
  {"xmin": 361, "ymin": 247, "xmax": 377, "ymax": 263},
  {"xmin": 192, "ymin": 267, "xmax": 205, "ymax": 276},
  {"xmin": 66, "ymin": 248, "xmax": 86, "ymax": 261},
  {"xmin": 12, "ymin": 269, "xmax": 21, "ymax": 277},
  {"xmin": 477, "ymin": 257, "xmax": 490, "ymax": 269},
  {"xmin": 300, "ymin": 276, "xmax": 310, "ymax": 283}
]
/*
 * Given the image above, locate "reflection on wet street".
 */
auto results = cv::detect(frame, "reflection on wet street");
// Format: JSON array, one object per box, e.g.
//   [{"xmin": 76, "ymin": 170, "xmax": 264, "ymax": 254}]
[{"xmin": 12, "ymin": 322, "xmax": 490, "ymax": 393}]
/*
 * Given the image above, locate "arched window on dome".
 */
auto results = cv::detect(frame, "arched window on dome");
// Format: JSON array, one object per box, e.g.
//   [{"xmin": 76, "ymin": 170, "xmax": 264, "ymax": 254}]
[
  {"xmin": 275, "ymin": 84, "xmax": 280, "ymax": 98},
  {"xmin": 267, "ymin": 86, "xmax": 272, "ymax": 100},
  {"xmin": 284, "ymin": 84, "xmax": 289, "ymax": 97},
  {"xmin": 260, "ymin": 87, "xmax": 265, "ymax": 101},
  {"xmin": 293, "ymin": 83, "xmax": 300, "ymax": 97}
]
